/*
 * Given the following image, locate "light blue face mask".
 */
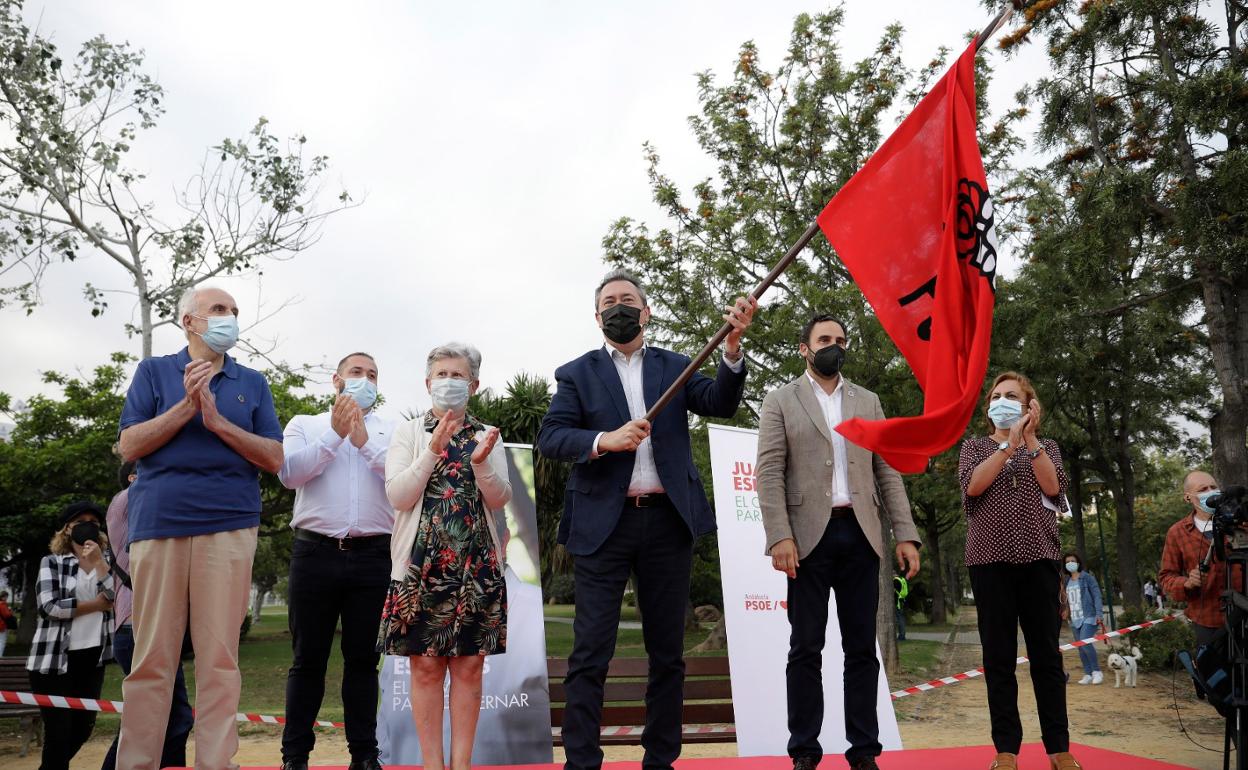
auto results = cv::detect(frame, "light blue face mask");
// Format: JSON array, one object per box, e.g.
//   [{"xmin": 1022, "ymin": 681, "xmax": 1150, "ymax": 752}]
[
  {"xmin": 341, "ymin": 377, "xmax": 377, "ymax": 410},
  {"xmin": 1065, "ymin": 561, "xmax": 1079, "ymax": 574},
  {"xmin": 1198, "ymin": 489, "xmax": 1221, "ymax": 515},
  {"xmin": 430, "ymin": 377, "xmax": 470, "ymax": 414},
  {"xmin": 192, "ymin": 314, "xmax": 239, "ymax": 354},
  {"xmin": 987, "ymin": 398, "xmax": 1023, "ymax": 429}
]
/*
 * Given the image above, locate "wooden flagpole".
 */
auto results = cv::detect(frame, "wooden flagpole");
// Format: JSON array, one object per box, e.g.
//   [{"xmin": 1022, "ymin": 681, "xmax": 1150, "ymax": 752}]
[{"xmin": 642, "ymin": 1, "xmax": 1019, "ymax": 423}]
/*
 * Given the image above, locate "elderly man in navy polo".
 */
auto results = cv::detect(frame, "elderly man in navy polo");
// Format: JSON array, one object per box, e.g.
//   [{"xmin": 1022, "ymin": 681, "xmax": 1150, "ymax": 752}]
[{"xmin": 117, "ymin": 285, "xmax": 284, "ymax": 770}]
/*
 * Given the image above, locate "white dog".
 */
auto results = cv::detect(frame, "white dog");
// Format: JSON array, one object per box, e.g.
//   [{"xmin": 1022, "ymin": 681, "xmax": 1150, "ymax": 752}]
[{"xmin": 1106, "ymin": 645, "xmax": 1142, "ymax": 688}]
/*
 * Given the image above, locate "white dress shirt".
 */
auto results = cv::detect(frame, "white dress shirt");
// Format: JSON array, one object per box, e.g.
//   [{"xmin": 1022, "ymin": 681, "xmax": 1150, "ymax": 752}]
[
  {"xmin": 806, "ymin": 373, "xmax": 852, "ymax": 507},
  {"xmin": 595, "ymin": 344, "xmax": 744, "ymax": 496},
  {"xmin": 279, "ymin": 410, "xmax": 395, "ymax": 537}
]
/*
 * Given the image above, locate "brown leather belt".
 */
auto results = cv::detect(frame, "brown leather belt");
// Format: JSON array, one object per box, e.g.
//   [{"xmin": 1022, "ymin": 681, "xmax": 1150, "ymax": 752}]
[
  {"xmin": 626, "ymin": 492, "xmax": 670, "ymax": 508},
  {"xmin": 829, "ymin": 506, "xmax": 855, "ymax": 518}
]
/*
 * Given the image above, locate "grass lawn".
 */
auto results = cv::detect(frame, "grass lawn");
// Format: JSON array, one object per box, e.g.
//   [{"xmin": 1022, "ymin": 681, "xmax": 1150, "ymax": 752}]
[{"xmin": 895, "ymin": 639, "xmax": 945, "ymax": 681}]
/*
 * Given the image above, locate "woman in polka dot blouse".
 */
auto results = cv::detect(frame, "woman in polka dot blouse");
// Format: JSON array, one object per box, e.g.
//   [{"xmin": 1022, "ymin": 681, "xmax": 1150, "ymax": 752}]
[{"xmin": 958, "ymin": 371, "xmax": 1080, "ymax": 770}]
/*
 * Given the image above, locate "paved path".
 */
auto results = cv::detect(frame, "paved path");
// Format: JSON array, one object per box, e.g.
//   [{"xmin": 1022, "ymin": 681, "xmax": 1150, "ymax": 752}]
[
  {"xmin": 905, "ymin": 630, "xmax": 983, "ymax": 644},
  {"xmin": 545, "ymin": 615, "xmax": 644, "ymax": 630}
]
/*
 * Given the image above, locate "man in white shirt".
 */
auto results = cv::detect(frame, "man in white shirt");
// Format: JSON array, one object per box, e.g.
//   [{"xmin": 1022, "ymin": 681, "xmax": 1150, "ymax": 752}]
[{"xmin": 278, "ymin": 352, "xmax": 394, "ymax": 770}]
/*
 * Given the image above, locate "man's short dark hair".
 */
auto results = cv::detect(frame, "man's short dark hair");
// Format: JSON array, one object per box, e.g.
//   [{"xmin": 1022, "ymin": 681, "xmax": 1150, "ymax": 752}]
[
  {"xmin": 337, "ymin": 352, "xmax": 377, "ymax": 375},
  {"xmin": 594, "ymin": 268, "xmax": 647, "ymax": 309},
  {"xmin": 800, "ymin": 313, "xmax": 849, "ymax": 346}
]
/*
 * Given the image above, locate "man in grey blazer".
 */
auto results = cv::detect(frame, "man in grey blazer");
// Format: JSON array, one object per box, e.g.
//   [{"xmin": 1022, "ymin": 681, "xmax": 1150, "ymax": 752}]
[{"xmin": 756, "ymin": 313, "xmax": 921, "ymax": 770}]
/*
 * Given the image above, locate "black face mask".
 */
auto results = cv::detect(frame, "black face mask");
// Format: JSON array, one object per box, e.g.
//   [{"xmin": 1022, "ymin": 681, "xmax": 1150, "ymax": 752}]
[
  {"xmin": 808, "ymin": 344, "xmax": 845, "ymax": 378},
  {"xmin": 600, "ymin": 304, "xmax": 643, "ymax": 345},
  {"xmin": 70, "ymin": 521, "xmax": 101, "ymax": 546}
]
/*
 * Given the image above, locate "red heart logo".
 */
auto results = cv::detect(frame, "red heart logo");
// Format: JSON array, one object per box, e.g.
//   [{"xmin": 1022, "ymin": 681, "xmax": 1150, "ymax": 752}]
[{"xmin": 779, "ymin": 600, "xmax": 788, "ymax": 609}]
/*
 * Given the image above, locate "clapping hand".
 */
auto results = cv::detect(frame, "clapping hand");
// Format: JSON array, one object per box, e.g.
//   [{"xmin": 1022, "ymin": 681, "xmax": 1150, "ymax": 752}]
[
  {"xmin": 182, "ymin": 361, "xmax": 213, "ymax": 409},
  {"xmin": 348, "ymin": 406, "xmax": 368, "ymax": 448},
  {"xmin": 1022, "ymin": 400, "xmax": 1041, "ymax": 443},
  {"xmin": 331, "ymin": 394, "xmax": 356, "ymax": 438},
  {"xmin": 196, "ymin": 377, "xmax": 224, "ymax": 433},
  {"xmin": 472, "ymin": 427, "xmax": 500, "ymax": 464},
  {"xmin": 1007, "ymin": 409, "xmax": 1031, "ymax": 449},
  {"xmin": 429, "ymin": 412, "xmax": 463, "ymax": 455}
]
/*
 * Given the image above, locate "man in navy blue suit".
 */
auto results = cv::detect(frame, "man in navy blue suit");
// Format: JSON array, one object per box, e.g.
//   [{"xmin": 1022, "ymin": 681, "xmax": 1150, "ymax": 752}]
[{"xmin": 538, "ymin": 269, "xmax": 756, "ymax": 770}]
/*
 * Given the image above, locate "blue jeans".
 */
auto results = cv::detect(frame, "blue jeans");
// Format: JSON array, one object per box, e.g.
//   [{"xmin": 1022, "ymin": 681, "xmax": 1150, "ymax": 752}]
[
  {"xmin": 102, "ymin": 623, "xmax": 193, "ymax": 770},
  {"xmin": 1071, "ymin": 619, "xmax": 1100, "ymax": 674}
]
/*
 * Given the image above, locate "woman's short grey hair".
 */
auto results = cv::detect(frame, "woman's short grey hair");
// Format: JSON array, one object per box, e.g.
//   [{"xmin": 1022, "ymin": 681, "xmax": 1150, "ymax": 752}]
[
  {"xmin": 594, "ymin": 268, "xmax": 647, "ymax": 309},
  {"xmin": 426, "ymin": 342, "xmax": 482, "ymax": 380}
]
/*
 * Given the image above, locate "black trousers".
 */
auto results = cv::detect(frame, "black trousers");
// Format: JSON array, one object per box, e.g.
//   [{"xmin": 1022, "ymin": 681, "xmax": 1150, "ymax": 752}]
[
  {"xmin": 562, "ymin": 499, "xmax": 693, "ymax": 770},
  {"xmin": 28, "ymin": 646, "xmax": 106, "ymax": 770},
  {"xmin": 281, "ymin": 535, "xmax": 391, "ymax": 763},
  {"xmin": 786, "ymin": 515, "xmax": 882, "ymax": 764},
  {"xmin": 969, "ymin": 560, "xmax": 1070, "ymax": 755},
  {"xmin": 1194, "ymin": 623, "xmax": 1222, "ymax": 649}
]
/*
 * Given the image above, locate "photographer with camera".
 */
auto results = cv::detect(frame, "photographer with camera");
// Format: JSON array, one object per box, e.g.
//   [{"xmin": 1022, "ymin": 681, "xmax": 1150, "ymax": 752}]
[{"xmin": 1159, "ymin": 470, "xmax": 1241, "ymax": 647}]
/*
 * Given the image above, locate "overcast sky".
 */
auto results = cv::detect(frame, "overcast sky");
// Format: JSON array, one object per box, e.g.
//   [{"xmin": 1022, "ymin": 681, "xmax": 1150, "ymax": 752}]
[{"xmin": 1, "ymin": 1, "xmax": 1044, "ymax": 421}]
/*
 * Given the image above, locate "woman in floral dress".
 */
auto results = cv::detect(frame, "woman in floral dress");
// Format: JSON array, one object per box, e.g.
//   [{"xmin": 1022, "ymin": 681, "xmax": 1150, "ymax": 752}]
[{"xmin": 380, "ymin": 342, "xmax": 511, "ymax": 770}]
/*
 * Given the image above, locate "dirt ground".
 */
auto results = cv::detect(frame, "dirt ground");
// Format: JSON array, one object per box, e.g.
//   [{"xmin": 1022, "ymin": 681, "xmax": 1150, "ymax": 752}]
[
  {"xmin": 890, "ymin": 615, "xmax": 1228, "ymax": 770},
  {"xmin": 1, "ymin": 612, "xmax": 1233, "ymax": 768}
]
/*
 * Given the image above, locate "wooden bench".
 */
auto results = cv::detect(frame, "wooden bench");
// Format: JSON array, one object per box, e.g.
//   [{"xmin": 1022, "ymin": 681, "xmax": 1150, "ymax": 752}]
[
  {"xmin": 547, "ymin": 657, "xmax": 735, "ymax": 745},
  {"xmin": 0, "ymin": 656, "xmax": 42, "ymax": 757}
]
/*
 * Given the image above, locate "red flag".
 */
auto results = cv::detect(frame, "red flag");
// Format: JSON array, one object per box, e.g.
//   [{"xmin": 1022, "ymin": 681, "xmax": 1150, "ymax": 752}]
[{"xmin": 818, "ymin": 41, "xmax": 997, "ymax": 473}]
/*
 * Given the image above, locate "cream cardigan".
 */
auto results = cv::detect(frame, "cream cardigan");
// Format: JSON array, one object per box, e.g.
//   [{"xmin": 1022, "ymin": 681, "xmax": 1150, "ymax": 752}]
[{"xmin": 384, "ymin": 416, "xmax": 512, "ymax": 582}]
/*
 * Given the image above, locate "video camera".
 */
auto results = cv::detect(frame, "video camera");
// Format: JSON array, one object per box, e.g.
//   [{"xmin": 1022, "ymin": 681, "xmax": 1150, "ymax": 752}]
[{"xmin": 1209, "ymin": 486, "xmax": 1248, "ymax": 536}]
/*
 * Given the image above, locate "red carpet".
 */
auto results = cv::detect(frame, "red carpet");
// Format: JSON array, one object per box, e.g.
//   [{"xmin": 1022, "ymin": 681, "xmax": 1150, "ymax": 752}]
[{"xmin": 259, "ymin": 742, "xmax": 1195, "ymax": 769}]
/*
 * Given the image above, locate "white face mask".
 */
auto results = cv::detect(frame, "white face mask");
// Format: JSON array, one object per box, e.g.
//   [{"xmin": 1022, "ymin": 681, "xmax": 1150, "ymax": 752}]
[{"xmin": 430, "ymin": 377, "xmax": 470, "ymax": 414}]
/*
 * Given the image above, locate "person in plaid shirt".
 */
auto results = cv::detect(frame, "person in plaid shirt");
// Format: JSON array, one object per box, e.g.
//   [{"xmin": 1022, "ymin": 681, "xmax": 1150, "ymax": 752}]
[
  {"xmin": 1159, "ymin": 470, "xmax": 1237, "ymax": 647},
  {"xmin": 25, "ymin": 500, "xmax": 115, "ymax": 770}
]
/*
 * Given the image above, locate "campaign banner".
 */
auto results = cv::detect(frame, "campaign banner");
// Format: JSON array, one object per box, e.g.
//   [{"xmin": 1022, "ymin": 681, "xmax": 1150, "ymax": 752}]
[
  {"xmin": 377, "ymin": 443, "xmax": 554, "ymax": 765},
  {"xmin": 707, "ymin": 423, "xmax": 902, "ymax": 757}
]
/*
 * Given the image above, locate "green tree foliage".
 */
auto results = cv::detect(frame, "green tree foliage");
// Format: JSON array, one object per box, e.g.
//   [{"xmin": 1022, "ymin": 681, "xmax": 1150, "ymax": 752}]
[
  {"xmin": 0, "ymin": 0, "xmax": 352, "ymax": 358},
  {"xmin": 993, "ymin": 0, "xmax": 1248, "ymax": 484},
  {"xmin": 0, "ymin": 353, "xmax": 131, "ymax": 644}
]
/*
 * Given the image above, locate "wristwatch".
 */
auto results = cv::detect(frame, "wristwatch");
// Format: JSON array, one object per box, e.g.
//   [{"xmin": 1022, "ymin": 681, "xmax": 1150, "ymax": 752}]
[
  {"xmin": 1028, "ymin": 445, "xmax": 1044, "ymax": 459},
  {"xmin": 997, "ymin": 440, "xmax": 1011, "ymax": 454}
]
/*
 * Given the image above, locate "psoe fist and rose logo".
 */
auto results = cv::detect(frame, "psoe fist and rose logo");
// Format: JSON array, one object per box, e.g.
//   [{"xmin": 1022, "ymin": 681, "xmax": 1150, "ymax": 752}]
[{"xmin": 743, "ymin": 593, "xmax": 787, "ymax": 612}]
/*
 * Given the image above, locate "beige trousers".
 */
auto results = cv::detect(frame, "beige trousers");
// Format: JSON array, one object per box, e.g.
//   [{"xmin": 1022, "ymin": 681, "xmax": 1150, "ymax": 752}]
[{"xmin": 118, "ymin": 527, "xmax": 258, "ymax": 770}]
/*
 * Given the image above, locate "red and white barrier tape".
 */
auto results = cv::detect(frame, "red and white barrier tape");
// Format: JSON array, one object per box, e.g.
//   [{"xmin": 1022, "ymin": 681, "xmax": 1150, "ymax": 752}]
[
  {"xmin": 0, "ymin": 690, "xmax": 344, "ymax": 728},
  {"xmin": 0, "ymin": 614, "xmax": 1182, "ymax": 726},
  {"xmin": 889, "ymin": 614, "xmax": 1180, "ymax": 701}
]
